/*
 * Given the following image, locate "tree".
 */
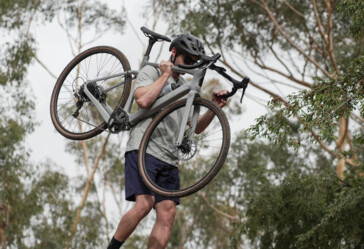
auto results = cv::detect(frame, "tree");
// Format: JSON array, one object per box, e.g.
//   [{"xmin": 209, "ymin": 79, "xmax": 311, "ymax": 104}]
[
  {"xmin": 150, "ymin": 0, "xmax": 363, "ymax": 179},
  {"xmin": 0, "ymin": 0, "xmax": 129, "ymax": 248},
  {"xmin": 146, "ymin": 0, "xmax": 364, "ymax": 248},
  {"xmin": 240, "ymin": 135, "xmax": 364, "ymax": 248}
]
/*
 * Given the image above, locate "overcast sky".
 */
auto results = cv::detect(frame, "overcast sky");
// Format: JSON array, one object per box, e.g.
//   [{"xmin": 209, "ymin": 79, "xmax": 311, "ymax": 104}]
[
  {"xmin": 27, "ymin": 1, "xmax": 151, "ymax": 169},
  {"xmin": 19, "ymin": 0, "xmax": 270, "ymax": 234},
  {"xmin": 25, "ymin": 0, "xmax": 267, "ymax": 175}
]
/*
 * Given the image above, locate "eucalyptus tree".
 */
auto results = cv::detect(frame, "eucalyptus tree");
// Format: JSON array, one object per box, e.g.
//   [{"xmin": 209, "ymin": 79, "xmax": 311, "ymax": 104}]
[
  {"xmin": 1, "ymin": 1, "xmax": 128, "ymax": 248},
  {"xmin": 150, "ymin": 0, "xmax": 363, "ymax": 179},
  {"xmin": 145, "ymin": 0, "xmax": 364, "ymax": 248}
]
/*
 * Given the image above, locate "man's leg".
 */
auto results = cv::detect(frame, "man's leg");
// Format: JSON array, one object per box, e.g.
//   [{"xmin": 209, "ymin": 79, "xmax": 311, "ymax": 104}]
[
  {"xmin": 147, "ymin": 200, "xmax": 177, "ymax": 249},
  {"xmin": 109, "ymin": 194, "xmax": 154, "ymax": 248},
  {"xmin": 114, "ymin": 194, "xmax": 155, "ymax": 241}
]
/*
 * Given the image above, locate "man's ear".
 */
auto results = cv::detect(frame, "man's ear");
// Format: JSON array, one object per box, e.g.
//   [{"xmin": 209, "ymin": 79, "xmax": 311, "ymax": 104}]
[
  {"xmin": 171, "ymin": 47, "xmax": 177, "ymax": 59},
  {"xmin": 170, "ymin": 47, "xmax": 178, "ymax": 64}
]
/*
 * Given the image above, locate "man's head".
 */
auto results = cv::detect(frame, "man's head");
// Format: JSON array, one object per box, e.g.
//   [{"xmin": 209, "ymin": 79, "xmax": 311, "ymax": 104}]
[{"xmin": 169, "ymin": 34, "xmax": 205, "ymax": 66}]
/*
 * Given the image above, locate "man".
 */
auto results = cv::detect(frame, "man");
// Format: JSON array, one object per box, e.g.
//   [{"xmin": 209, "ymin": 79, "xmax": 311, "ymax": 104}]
[{"xmin": 107, "ymin": 34, "xmax": 228, "ymax": 249}]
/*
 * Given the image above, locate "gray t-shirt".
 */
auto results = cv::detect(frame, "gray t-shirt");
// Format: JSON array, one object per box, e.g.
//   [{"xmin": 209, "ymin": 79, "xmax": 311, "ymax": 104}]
[{"xmin": 125, "ymin": 65, "xmax": 184, "ymax": 167}]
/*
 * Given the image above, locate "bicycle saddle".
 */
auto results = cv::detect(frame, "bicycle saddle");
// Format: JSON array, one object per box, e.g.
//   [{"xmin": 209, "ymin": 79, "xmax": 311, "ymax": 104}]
[{"xmin": 141, "ymin": 26, "xmax": 171, "ymax": 42}]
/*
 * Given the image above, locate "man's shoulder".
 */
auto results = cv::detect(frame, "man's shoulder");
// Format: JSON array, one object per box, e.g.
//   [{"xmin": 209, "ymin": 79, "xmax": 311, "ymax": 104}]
[
  {"xmin": 135, "ymin": 65, "xmax": 160, "ymax": 86},
  {"xmin": 140, "ymin": 65, "xmax": 160, "ymax": 77}
]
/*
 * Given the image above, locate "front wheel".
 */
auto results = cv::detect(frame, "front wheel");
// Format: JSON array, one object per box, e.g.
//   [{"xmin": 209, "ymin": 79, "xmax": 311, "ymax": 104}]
[
  {"xmin": 138, "ymin": 98, "xmax": 231, "ymax": 198},
  {"xmin": 50, "ymin": 46, "xmax": 132, "ymax": 140}
]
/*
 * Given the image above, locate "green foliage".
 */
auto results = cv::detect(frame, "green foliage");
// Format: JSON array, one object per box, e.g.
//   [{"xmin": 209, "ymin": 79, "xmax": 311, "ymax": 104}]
[
  {"xmin": 297, "ymin": 180, "xmax": 364, "ymax": 248},
  {"xmin": 243, "ymin": 172, "xmax": 334, "ymax": 248},
  {"xmin": 156, "ymin": 0, "xmax": 361, "ymax": 71},
  {"xmin": 167, "ymin": 131, "xmax": 335, "ymax": 248},
  {"xmin": 62, "ymin": 0, "xmax": 125, "ymax": 33},
  {"xmin": 0, "ymin": 0, "xmax": 58, "ymax": 29},
  {"xmin": 249, "ymin": 57, "xmax": 364, "ymax": 151},
  {"xmin": 337, "ymin": 0, "xmax": 364, "ymax": 39},
  {"xmin": 240, "ymin": 169, "xmax": 364, "ymax": 249},
  {"xmin": 222, "ymin": 133, "xmax": 364, "ymax": 249},
  {"xmin": 0, "ymin": 0, "xmax": 127, "ymax": 247},
  {"xmin": 0, "ymin": 0, "xmax": 59, "ymax": 86},
  {"xmin": 151, "ymin": 1, "xmax": 364, "ymax": 248},
  {"xmin": 225, "ymin": 131, "xmax": 364, "ymax": 248},
  {"xmin": 0, "ymin": 37, "xmax": 35, "ymax": 86}
]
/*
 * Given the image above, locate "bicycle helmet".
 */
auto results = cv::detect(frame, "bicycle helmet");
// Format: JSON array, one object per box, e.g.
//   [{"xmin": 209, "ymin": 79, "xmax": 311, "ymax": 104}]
[{"xmin": 169, "ymin": 34, "xmax": 205, "ymax": 58}]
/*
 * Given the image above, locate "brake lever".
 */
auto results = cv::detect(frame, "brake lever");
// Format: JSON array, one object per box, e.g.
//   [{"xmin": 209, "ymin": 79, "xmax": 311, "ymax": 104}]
[
  {"xmin": 209, "ymin": 64, "xmax": 249, "ymax": 103},
  {"xmin": 238, "ymin": 77, "xmax": 249, "ymax": 103},
  {"xmin": 223, "ymin": 78, "xmax": 249, "ymax": 103}
]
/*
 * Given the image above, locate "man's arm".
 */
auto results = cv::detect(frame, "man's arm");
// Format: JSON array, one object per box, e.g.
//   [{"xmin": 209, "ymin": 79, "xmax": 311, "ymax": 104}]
[
  {"xmin": 195, "ymin": 90, "xmax": 228, "ymax": 134},
  {"xmin": 134, "ymin": 60, "xmax": 173, "ymax": 109}
]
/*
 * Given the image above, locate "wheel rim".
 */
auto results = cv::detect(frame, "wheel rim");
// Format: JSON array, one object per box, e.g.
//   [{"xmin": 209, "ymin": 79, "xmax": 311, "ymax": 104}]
[
  {"xmin": 54, "ymin": 50, "xmax": 129, "ymax": 136},
  {"xmin": 141, "ymin": 99, "xmax": 229, "ymax": 197}
]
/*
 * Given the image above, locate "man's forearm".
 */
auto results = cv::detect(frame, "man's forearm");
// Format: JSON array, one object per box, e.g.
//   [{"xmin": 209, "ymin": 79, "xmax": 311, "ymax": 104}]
[
  {"xmin": 134, "ymin": 73, "xmax": 169, "ymax": 109},
  {"xmin": 195, "ymin": 110, "xmax": 215, "ymax": 134}
]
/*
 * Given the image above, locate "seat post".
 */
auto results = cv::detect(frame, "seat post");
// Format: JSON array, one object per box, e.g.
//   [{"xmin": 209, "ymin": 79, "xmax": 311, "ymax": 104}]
[
  {"xmin": 140, "ymin": 38, "xmax": 157, "ymax": 68},
  {"xmin": 145, "ymin": 38, "xmax": 157, "ymax": 58}
]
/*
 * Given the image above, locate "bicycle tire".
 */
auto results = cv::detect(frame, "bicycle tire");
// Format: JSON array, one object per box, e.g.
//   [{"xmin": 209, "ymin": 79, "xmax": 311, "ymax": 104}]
[
  {"xmin": 50, "ymin": 46, "xmax": 132, "ymax": 140},
  {"xmin": 138, "ymin": 97, "xmax": 230, "ymax": 198}
]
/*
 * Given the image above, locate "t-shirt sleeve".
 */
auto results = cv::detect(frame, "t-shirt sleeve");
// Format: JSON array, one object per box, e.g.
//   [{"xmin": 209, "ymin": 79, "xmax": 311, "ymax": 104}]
[{"xmin": 134, "ymin": 65, "xmax": 160, "ymax": 89}]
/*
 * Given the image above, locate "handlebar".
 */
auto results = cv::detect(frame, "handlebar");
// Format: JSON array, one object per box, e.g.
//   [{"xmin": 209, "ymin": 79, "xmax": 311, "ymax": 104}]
[
  {"xmin": 209, "ymin": 64, "xmax": 249, "ymax": 103},
  {"xmin": 139, "ymin": 26, "xmax": 249, "ymax": 103},
  {"xmin": 177, "ymin": 53, "xmax": 249, "ymax": 103}
]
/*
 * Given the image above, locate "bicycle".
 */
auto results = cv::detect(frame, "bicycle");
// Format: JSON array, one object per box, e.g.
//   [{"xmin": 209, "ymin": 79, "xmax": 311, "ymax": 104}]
[{"xmin": 50, "ymin": 26, "xmax": 249, "ymax": 198}]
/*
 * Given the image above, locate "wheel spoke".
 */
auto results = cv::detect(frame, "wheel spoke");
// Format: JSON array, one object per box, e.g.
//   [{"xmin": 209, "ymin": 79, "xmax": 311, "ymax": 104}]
[
  {"xmin": 139, "ymin": 98, "xmax": 230, "ymax": 198},
  {"xmin": 50, "ymin": 47, "xmax": 131, "ymax": 139}
]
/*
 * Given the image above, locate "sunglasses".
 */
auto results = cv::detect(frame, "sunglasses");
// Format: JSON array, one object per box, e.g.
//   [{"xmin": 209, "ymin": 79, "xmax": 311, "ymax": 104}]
[{"xmin": 183, "ymin": 55, "xmax": 198, "ymax": 65}]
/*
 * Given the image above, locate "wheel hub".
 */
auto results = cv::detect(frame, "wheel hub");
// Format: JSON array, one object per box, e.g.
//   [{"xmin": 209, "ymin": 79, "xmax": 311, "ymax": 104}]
[
  {"xmin": 78, "ymin": 82, "xmax": 107, "ymax": 103},
  {"xmin": 178, "ymin": 137, "xmax": 197, "ymax": 160}
]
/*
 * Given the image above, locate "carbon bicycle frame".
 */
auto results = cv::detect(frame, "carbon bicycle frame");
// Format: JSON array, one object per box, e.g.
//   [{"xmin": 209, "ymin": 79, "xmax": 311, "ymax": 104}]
[{"xmin": 82, "ymin": 55, "xmax": 208, "ymax": 147}]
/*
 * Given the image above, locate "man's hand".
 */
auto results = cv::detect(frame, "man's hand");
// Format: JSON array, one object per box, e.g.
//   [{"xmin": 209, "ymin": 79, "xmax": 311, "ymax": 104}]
[
  {"xmin": 159, "ymin": 60, "xmax": 173, "ymax": 76},
  {"xmin": 212, "ymin": 90, "xmax": 229, "ymax": 108}
]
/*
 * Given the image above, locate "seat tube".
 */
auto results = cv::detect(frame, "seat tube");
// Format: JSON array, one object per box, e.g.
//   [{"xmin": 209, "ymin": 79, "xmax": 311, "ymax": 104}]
[{"xmin": 175, "ymin": 90, "xmax": 198, "ymax": 146}]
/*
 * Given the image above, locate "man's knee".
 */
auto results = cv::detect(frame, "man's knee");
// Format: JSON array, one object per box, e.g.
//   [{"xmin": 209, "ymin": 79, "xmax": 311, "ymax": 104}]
[
  {"xmin": 156, "ymin": 201, "xmax": 177, "ymax": 224},
  {"xmin": 134, "ymin": 195, "xmax": 154, "ymax": 218}
]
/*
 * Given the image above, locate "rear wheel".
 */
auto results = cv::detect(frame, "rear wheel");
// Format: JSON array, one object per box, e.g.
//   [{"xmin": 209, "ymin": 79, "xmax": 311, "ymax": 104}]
[
  {"xmin": 50, "ymin": 46, "xmax": 132, "ymax": 140},
  {"xmin": 138, "ymin": 98, "xmax": 231, "ymax": 198}
]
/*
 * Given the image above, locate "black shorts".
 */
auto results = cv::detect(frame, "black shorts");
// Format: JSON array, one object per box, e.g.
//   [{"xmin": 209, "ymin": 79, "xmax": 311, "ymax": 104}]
[{"xmin": 124, "ymin": 150, "xmax": 180, "ymax": 205}]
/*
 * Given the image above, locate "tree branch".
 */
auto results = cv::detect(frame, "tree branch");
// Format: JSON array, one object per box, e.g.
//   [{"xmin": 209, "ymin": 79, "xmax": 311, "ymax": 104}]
[
  {"xmin": 233, "ymin": 52, "xmax": 303, "ymax": 92},
  {"xmin": 351, "ymin": 113, "xmax": 364, "ymax": 128},
  {"xmin": 336, "ymin": 118, "xmax": 349, "ymax": 149},
  {"xmin": 283, "ymin": 1, "xmax": 305, "ymax": 18},
  {"xmin": 260, "ymin": 0, "xmax": 333, "ymax": 78},
  {"xmin": 311, "ymin": 0, "xmax": 329, "ymax": 45},
  {"xmin": 108, "ymin": 180, "xmax": 123, "ymax": 216},
  {"xmin": 33, "ymin": 55, "xmax": 58, "ymax": 80},
  {"xmin": 198, "ymin": 192, "xmax": 239, "ymax": 221},
  {"xmin": 324, "ymin": 0, "xmax": 339, "ymax": 74},
  {"xmin": 79, "ymin": 134, "xmax": 91, "ymax": 177},
  {"xmin": 57, "ymin": 13, "xmax": 76, "ymax": 56},
  {"xmin": 65, "ymin": 134, "xmax": 110, "ymax": 249},
  {"xmin": 102, "ymin": 180, "xmax": 110, "ymax": 242},
  {"xmin": 268, "ymin": 44, "xmax": 294, "ymax": 77},
  {"xmin": 0, "ymin": 224, "xmax": 6, "ymax": 249},
  {"xmin": 253, "ymin": 55, "xmax": 312, "ymax": 88}
]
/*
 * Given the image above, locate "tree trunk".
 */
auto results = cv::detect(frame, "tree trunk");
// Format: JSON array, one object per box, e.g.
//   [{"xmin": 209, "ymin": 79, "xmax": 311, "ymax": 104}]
[
  {"xmin": 0, "ymin": 226, "xmax": 6, "ymax": 249},
  {"xmin": 336, "ymin": 117, "xmax": 349, "ymax": 179},
  {"xmin": 65, "ymin": 134, "xmax": 110, "ymax": 249}
]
